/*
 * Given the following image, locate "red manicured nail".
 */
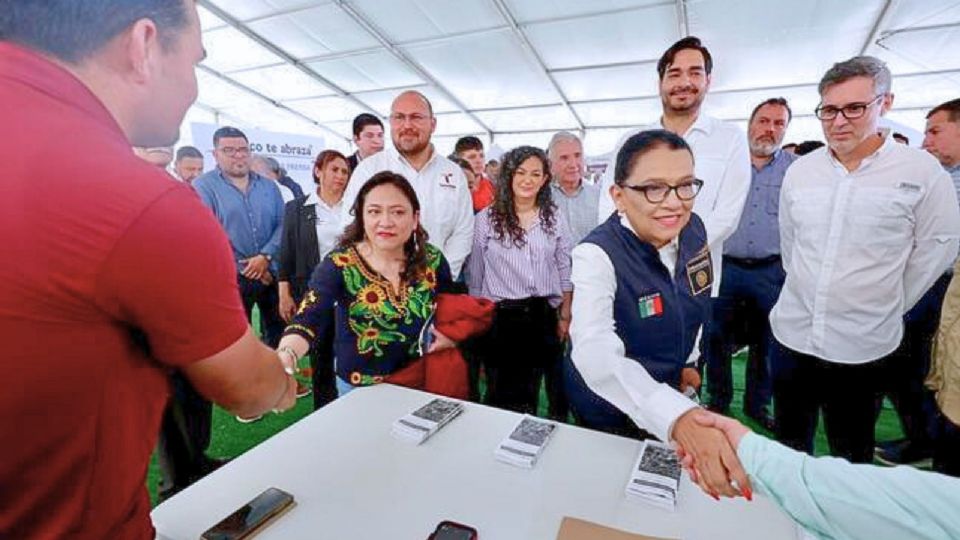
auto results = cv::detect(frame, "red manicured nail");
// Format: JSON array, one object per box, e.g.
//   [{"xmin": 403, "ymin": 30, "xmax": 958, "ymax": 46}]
[{"xmin": 742, "ymin": 487, "xmax": 753, "ymax": 501}]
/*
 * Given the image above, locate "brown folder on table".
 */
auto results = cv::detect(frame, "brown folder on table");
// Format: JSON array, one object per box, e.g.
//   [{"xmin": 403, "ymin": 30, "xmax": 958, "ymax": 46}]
[{"xmin": 556, "ymin": 517, "xmax": 678, "ymax": 540}]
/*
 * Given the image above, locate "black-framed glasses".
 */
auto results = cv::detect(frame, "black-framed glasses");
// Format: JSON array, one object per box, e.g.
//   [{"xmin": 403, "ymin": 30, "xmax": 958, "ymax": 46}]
[
  {"xmin": 814, "ymin": 94, "xmax": 883, "ymax": 121},
  {"xmin": 217, "ymin": 146, "xmax": 250, "ymax": 157},
  {"xmin": 622, "ymin": 179, "xmax": 703, "ymax": 203}
]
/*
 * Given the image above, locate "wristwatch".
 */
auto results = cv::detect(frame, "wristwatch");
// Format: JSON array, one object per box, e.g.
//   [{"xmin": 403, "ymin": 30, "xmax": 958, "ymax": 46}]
[{"xmin": 277, "ymin": 346, "xmax": 299, "ymax": 375}]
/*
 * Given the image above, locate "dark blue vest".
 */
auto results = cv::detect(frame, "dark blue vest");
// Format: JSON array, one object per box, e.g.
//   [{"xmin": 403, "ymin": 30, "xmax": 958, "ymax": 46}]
[{"xmin": 565, "ymin": 212, "xmax": 713, "ymax": 431}]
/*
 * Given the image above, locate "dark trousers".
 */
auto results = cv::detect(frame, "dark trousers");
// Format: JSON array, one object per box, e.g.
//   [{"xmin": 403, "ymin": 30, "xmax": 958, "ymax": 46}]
[
  {"xmin": 704, "ymin": 257, "xmax": 784, "ymax": 416},
  {"xmin": 239, "ymin": 275, "xmax": 283, "ymax": 348},
  {"xmin": 477, "ymin": 298, "xmax": 562, "ymax": 415},
  {"xmin": 876, "ymin": 272, "xmax": 952, "ymax": 446},
  {"xmin": 545, "ymin": 345, "xmax": 571, "ymax": 421},
  {"xmin": 934, "ymin": 415, "xmax": 960, "ymax": 477},
  {"xmin": 772, "ymin": 340, "xmax": 882, "ymax": 463},
  {"xmin": 157, "ymin": 372, "xmax": 214, "ymax": 500}
]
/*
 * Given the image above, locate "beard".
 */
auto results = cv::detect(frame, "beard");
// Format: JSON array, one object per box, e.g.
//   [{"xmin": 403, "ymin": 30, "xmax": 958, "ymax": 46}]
[
  {"xmin": 749, "ymin": 139, "xmax": 779, "ymax": 157},
  {"xmin": 662, "ymin": 87, "xmax": 704, "ymax": 114},
  {"xmin": 394, "ymin": 132, "xmax": 430, "ymax": 157}
]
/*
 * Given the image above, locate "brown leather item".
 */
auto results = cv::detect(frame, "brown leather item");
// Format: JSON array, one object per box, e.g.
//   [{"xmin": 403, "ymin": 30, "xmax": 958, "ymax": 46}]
[{"xmin": 386, "ymin": 293, "xmax": 495, "ymax": 399}]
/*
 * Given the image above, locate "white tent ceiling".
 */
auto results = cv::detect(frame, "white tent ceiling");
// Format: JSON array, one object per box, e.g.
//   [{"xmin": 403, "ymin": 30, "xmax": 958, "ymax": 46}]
[{"xmin": 182, "ymin": 0, "xmax": 960, "ymax": 156}]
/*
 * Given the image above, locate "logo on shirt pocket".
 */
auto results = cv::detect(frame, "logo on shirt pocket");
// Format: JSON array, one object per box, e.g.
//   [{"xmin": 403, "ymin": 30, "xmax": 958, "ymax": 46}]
[
  {"xmin": 638, "ymin": 293, "xmax": 664, "ymax": 318},
  {"xmin": 686, "ymin": 250, "xmax": 713, "ymax": 296}
]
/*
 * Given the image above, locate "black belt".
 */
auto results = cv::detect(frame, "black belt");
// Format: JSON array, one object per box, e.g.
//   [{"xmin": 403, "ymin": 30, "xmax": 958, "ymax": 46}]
[{"xmin": 724, "ymin": 255, "xmax": 781, "ymax": 267}]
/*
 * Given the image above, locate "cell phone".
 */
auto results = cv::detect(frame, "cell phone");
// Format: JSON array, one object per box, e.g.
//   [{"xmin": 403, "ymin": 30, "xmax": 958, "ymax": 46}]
[
  {"xmin": 200, "ymin": 487, "xmax": 295, "ymax": 540},
  {"xmin": 429, "ymin": 520, "xmax": 478, "ymax": 540}
]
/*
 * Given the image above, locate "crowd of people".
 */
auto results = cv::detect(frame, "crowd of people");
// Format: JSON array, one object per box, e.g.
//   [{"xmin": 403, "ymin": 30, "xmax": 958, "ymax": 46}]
[{"xmin": 3, "ymin": 2, "xmax": 960, "ymax": 540}]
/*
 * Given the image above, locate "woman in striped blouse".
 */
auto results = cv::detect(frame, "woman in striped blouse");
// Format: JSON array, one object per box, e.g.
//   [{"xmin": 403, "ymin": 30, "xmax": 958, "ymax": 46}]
[{"xmin": 467, "ymin": 146, "xmax": 574, "ymax": 414}]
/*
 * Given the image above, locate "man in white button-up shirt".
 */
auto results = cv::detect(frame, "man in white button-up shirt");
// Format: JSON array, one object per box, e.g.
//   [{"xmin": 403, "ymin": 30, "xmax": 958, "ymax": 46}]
[
  {"xmin": 769, "ymin": 56, "xmax": 960, "ymax": 463},
  {"xmin": 597, "ymin": 37, "xmax": 751, "ymax": 294},
  {"xmin": 341, "ymin": 91, "xmax": 474, "ymax": 277}
]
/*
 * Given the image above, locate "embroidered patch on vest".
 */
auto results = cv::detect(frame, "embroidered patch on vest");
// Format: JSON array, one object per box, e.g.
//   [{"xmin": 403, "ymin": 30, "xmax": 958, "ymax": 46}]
[
  {"xmin": 638, "ymin": 293, "xmax": 663, "ymax": 318},
  {"xmin": 686, "ymin": 250, "xmax": 713, "ymax": 296}
]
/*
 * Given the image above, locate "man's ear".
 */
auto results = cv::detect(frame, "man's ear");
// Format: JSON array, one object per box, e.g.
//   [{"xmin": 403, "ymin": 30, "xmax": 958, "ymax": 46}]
[
  {"xmin": 880, "ymin": 92, "xmax": 895, "ymax": 116},
  {"xmin": 123, "ymin": 18, "xmax": 162, "ymax": 84}
]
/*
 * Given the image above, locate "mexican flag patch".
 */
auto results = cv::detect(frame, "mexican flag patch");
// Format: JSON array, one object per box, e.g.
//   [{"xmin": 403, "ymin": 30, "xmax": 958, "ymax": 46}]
[{"xmin": 638, "ymin": 293, "xmax": 663, "ymax": 318}]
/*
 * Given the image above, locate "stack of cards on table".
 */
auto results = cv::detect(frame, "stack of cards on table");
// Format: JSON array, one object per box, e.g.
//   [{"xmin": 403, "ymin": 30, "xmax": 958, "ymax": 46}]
[
  {"xmin": 494, "ymin": 415, "xmax": 557, "ymax": 468},
  {"xmin": 391, "ymin": 398, "xmax": 464, "ymax": 445},
  {"xmin": 625, "ymin": 440, "xmax": 681, "ymax": 511}
]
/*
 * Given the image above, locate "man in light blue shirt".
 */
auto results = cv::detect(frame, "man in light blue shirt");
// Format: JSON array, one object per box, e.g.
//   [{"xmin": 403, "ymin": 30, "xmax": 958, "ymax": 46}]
[
  {"xmin": 194, "ymin": 127, "xmax": 285, "ymax": 353},
  {"xmin": 685, "ymin": 411, "xmax": 960, "ymax": 540},
  {"xmin": 703, "ymin": 98, "xmax": 796, "ymax": 430}
]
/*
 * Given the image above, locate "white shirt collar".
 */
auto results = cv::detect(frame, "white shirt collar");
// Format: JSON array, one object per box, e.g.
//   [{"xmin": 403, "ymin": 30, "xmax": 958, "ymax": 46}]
[
  {"xmin": 304, "ymin": 189, "xmax": 341, "ymax": 210},
  {"xmin": 387, "ymin": 143, "xmax": 440, "ymax": 171}
]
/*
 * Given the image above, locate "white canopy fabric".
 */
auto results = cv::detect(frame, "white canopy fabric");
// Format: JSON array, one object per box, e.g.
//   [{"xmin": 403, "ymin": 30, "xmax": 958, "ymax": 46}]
[{"xmin": 181, "ymin": 0, "xmax": 960, "ymax": 157}]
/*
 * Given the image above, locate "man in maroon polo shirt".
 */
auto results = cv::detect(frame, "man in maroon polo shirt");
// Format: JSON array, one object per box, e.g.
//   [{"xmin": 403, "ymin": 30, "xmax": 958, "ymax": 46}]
[{"xmin": 0, "ymin": 2, "xmax": 298, "ymax": 538}]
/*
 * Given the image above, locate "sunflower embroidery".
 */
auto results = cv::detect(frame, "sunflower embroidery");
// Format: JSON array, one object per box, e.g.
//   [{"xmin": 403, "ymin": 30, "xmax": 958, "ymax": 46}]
[
  {"xmin": 357, "ymin": 283, "xmax": 387, "ymax": 313},
  {"xmin": 331, "ymin": 250, "xmax": 355, "ymax": 268},
  {"xmin": 349, "ymin": 319, "xmax": 406, "ymax": 357}
]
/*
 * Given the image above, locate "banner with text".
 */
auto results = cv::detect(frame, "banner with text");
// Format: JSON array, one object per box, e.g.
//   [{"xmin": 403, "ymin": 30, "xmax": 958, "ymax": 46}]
[{"xmin": 191, "ymin": 123, "xmax": 324, "ymax": 195}]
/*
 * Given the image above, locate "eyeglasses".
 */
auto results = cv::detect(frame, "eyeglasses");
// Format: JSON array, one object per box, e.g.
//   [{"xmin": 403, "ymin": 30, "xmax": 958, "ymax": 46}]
[
  {"xmin": 218, "ymin": 146, "xmax": 250, "ymax": 157},
  {"xmin": 622, "ymin": 179, "xmax": 703, "ymax": 203},
  {"xmin": 390, "ymin": 113, "xmax": 429, "ymax": 124},
  {"xmin": 814, "ymin": 94, "xmax": 883, "ymax": 121}
]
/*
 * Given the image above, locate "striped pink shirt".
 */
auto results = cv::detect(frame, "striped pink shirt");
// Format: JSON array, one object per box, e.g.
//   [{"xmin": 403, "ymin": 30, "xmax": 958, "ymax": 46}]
[{"xmin": 467, "ymin": 206, "xmax": 574, "ymax": 307}]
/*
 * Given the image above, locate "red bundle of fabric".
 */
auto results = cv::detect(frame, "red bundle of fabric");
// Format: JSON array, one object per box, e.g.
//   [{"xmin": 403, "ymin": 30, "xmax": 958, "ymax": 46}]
[{"xmin": 386, "ymin": 293, "xmax": 494, "ymax": 399}]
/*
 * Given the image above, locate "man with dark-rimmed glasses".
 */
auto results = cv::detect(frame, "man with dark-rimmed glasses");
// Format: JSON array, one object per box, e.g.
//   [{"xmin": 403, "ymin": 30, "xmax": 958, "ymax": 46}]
[{"xmin": 768, "ymin": 56, "xmax": 960, "ymax": 463}]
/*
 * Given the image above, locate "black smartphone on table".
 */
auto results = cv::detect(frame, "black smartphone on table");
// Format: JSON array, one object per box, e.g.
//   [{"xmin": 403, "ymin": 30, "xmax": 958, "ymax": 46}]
[{"xmin": 199, "ymin": 487, "xmax": 295, "ymax": 540}]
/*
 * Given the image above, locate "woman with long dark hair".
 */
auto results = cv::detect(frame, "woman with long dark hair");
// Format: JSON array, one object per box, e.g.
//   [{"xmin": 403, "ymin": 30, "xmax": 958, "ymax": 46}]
[
  {"xmin": 275, "ymin": 172, "xmax": 455, "ymax": 395},
  {"xmin": 277, "ymin": 149, "xmax": 351, "ymax": 408},
  {"xmin": 467, "ymin": 146, "xmax": 574, "ymax": 414}
]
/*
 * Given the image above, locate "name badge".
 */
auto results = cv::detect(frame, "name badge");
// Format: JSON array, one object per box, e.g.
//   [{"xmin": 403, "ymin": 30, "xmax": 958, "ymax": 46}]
[
  {"xmin": 638, "ymin": 293, "xmax": 663, "ymax": 318},
  {"xmin": 686, "ymin": 249, "xmax": 713, "ymax": 296}
]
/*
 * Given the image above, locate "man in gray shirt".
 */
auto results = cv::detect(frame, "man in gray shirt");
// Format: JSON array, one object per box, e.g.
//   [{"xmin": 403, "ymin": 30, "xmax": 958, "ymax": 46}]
[{"xmin": 549, "ymin": 131, "xmax": 600, "ymax": 243}]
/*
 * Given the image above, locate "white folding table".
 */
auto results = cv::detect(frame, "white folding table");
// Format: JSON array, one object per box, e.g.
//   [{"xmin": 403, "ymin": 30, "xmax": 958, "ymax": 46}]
[{"xmin": 152, "ymin": 384, "xmax": 799, "ymax": 539}]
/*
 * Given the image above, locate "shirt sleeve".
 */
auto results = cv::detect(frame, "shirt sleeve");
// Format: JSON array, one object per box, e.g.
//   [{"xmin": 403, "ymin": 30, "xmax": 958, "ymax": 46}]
[
  {"xmin": 434, "ymin": 253, "xmax": 454, "ymax": 294},
  {"xmin": 466, "ymin": 210, "xmax": 489, "ymax": 297},
  {"xmin": 738, "ymin": 432, "xmax": 960, "ymax": 540},
  {"xmin": 903, "ymin": 166, "xmax": 960, "ymax": 312},
  {"xmin": 569, "ymin": 243, "xmax": 698, "ymax": 441},
  {"xmin": 778, "ymin": 168, "xmax": 798, "ymax": 271},
  {"xmin": 94, "ymin": 187, "xmax": 248, "ymax": 367},
  {"xmin": 283, "ymin": 255, "xmax": 340, "ymax": 349},
  {"xmin": 339, "ymin": 161, "xmax": 372, "ymax": 232},
  {"xmin": 443, "ymin": 167, "xmax": 476, "ymax": 277},
  {"xmin": 702, "ymin": 128, "xmax": 751, "ymax": 249}
]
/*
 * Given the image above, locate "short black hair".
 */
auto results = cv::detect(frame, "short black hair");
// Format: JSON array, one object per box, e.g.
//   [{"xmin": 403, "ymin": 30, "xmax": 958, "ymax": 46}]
[
  {"xmin": 615, "ymin": 130, "xmax": 694, "ymax": 186},
  {"xmin": 175, "ymin": 146, "xmax": 203, "ymax": 161},
  {"xmin": 892, "ymin": 132, "xmax": 910, "ymax": 145},
  {"xmin": 928, "ymin": 98, "xmax": 960, "ymax": 123},
  {"xmin": 749, "ymin": 97, "xmax": 792, "ymax": 123},
  {"xmin": 352, "ymin": 113, "xmax": 383, "ymax": 138},
  {"xmin": 454, "ymin": 136, "xmax": 484, "ymax": 156},
  {"xmin": 213, "ymin": 126, "xmax": 248, "ymax": 147},
  {"xmin": 449, "ymin": 157, "xmax": 473, "ymax": 175},
  {"xmin": 0, "ymin": 1, "xmax": 190, "ymax": 63},
  {"xmin": 794, "ymin": 140, "xmax": 825, "ymax": 156},
  {"xmin": 657, "ymin": 36, "xmax": 713, "ymax": 81}
]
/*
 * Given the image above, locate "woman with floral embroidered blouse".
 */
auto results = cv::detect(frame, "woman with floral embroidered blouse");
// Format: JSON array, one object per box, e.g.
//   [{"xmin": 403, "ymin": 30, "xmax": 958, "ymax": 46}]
[{"xmin": 276, "ymin": 171, "xmax": 456, "ymax": 395}]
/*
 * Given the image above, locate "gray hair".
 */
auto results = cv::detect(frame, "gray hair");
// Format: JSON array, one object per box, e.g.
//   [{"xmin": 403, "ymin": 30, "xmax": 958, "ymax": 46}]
[
  {"xmin": 252, "ymin": 154, "xmax": 282, "ymax": 175},
  {"xmin": 547, "ymin": 131, "xmax": 582, "ymax": 158},
  {"xmin": 818, "ymin": 56, "xmax": 892, "ymax": 96}
]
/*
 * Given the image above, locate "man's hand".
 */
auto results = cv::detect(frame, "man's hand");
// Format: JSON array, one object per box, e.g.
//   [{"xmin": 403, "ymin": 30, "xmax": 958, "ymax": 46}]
[
  {"xmin": 679, "ymin": 367, "xmax": 701, "ymax": 393},
  {"xmin": 279, "ymin": 289, "xmax": 297, "ymax": 323},
  {"xmin": 557, "ymin": 317, "xmax": 571, "ymax": 341},
  {"xmin": 694, "ymin": 410, "xmax": 750, "ymax": 450},
  {"xmin": 241, "ymin": 255, "xmax": 270, "ymax": 280},
  {"xmin": 272, "ymin": 375, "xmax": 298, "ymax": 413},
  {"xmin": 671, "ymin": 408, "xmax": 752, "ymax": 500}
]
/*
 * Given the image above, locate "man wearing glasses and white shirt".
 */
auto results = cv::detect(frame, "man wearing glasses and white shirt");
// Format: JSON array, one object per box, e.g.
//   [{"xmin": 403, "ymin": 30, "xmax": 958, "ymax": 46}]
[
  {"xmin": 597, "ymin": 37, "xmax": 750, "ymax": 295},
  {"xmin": 342, "ymin": 91, "xmax": 473, "ymax": 277},
  {"xmin": 770, "ymin": 56, "xmax": 960, "ymax": 463}
]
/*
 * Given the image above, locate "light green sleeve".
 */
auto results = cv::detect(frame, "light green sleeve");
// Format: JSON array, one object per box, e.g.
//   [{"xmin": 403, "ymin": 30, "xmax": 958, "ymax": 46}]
[{"xmin": 737, "ymin": 432, "xmax": 960, "ymax": 540}]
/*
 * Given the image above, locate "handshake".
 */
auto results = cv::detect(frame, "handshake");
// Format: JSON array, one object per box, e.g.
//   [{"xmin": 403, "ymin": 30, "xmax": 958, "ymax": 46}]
[{"xmin": 670, "ymin": 408, "xmax": 754, "ymax": 501}]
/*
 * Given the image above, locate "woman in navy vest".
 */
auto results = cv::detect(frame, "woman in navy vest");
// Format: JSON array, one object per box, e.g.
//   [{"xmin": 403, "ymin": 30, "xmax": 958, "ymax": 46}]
[
  {"xmin": 565, "ymin": 130, "xmax": 753, "ymax": 500},
  {"xmin": 566, "ymin": 129, "xmax": 712, "ymax": 439}
]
